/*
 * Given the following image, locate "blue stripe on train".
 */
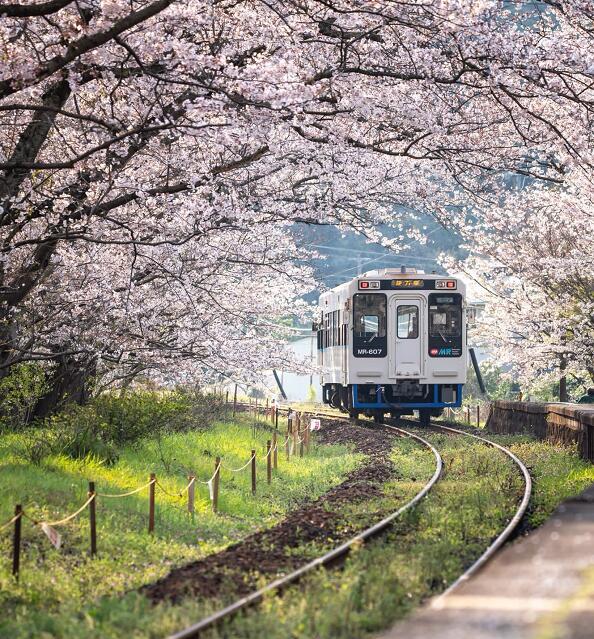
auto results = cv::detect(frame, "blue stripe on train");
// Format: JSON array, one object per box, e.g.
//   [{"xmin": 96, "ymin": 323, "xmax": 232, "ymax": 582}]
[{"xmin": 352, "ymin": 383, "xmax": 463, "ymax": 409}]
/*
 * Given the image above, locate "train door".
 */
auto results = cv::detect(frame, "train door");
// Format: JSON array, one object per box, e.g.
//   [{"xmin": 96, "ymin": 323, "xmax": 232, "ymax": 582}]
[{"xmin": 390, "ymin": 298, "xmax": 423, "ymax": 378}]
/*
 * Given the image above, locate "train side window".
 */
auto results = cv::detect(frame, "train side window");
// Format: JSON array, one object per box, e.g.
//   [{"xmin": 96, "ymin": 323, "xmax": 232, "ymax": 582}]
[
  {"xmin": 334, "ymin": 310, "xmax": 338, "ymax": 346},
  {"xmin": 397, "ymin": 305, "xmax": 418, "ymax": 339}
]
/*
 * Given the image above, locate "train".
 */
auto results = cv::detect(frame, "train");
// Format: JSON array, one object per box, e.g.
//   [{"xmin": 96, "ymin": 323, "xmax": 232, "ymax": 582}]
[{"xmin": 316, "ymin": 268, "xmax": 467, "ymax": 425}]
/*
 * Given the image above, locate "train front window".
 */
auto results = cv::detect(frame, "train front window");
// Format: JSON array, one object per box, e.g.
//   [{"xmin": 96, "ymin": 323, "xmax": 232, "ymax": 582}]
[
  {"xmin": 428, "ymin": 293, "xmax": 463, "ymax": 357},
  {"xmin": 429, "ymin": 296, "xmax": 461, "ymax": 337},
  {"xmin": 353, "ymin": 294, "xmax": 387, "ymax": 357},
  {"xmin": 362, "ymin": 315, "xmax": 379, "ymax": 334}
]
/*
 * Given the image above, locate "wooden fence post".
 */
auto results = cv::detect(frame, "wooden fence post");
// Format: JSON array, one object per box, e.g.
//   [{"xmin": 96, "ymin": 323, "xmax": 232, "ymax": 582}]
[
  {"xmin": 476, "ymin": 405, "xmax": 480, "ymax": 428},
  {"xmin": 251, "ymin": 449, "xmax": 257, "ymax": 495},
  {"xmin": 212, "ymin": 458, "xmax": 220, "ymax": 513},
  {"xmin": 187, "ymin": 475, "xmax": 195, "ymax": 516},
  {"xmin": 285, "ymin": 429, "xmax": 290, "ymax": 461},
  {"xmin": 275, "ymin": 407, "xmax": 279, "ymax": 430},
  {"xmin": 266, "ymin": 440, "xmax": 272, "ymax": 484},
  {"xmin": 466, "ymin": 406, "xmax": 471, "ymax": 425},
  {"xmin": 88, "ymin": 481, "xmax": 97, "ymax": 556},
  {"xmin": 273, "ymin": 431, "xmax": 278, "ymax": 470},
  {"xmin": 293, "ymin": 421, "xmax": 298, "ymax": 456},
  {"xmin": 305, "ymin": 419, "xmax": 310, "ymax": 454},
  {"xmin": 233, "ymin": 384, "xmax": 238, "ymax": 417},
  {"xmin": 12, "ymin": 504, "xmax": 21, "ymax": 579},
  {"xmin": 148, "ymin": 473, "xmax": 156, "ymax": 534}
]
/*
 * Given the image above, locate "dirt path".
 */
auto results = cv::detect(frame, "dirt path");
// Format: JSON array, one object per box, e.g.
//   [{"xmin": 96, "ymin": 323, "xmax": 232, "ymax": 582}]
[{"xmin": 142, "ymin": 418, "xmax": 398, "ymax": 604}]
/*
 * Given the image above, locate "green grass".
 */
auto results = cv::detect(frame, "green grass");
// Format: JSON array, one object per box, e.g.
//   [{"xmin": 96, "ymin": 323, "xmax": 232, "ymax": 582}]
[
  {"xmin": 2, "ymin": 416, "xmax": 593, "ymax": 639},
  {"xmin": 0, "ymin": 416, "xmax": 362, "ymax": 637},
  {"xmin": 28, "ymin": 429, "xmax": 589, "ymax": 639}
]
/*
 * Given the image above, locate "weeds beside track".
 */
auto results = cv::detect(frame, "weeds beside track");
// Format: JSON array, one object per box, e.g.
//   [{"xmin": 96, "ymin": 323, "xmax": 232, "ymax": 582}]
[
  {"xmin": 168, "ymin": 412, "xmax": 532, "ymax": 638},
  {"xmin": 168, "ymin": 422, "xmax": 443, "ymax": 638}
]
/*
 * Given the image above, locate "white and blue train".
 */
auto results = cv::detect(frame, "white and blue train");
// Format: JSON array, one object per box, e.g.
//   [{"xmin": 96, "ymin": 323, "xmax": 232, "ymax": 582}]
[{"xmin": 317, "ymin": 268, "xmax": 468, "ymax": 425}]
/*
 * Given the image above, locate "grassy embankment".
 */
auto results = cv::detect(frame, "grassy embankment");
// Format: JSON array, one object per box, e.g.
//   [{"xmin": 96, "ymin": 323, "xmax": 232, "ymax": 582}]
[
  {"xmin": 0, "ymin": 409, "xmax": 362, "ymax": 638},
  {"xmin": 18, "ymin": 426, "xmax": 590, "ymax": 639},
  {"xmin": 2, "ymin": 399, "xmax": 594, "ymax": 639}
]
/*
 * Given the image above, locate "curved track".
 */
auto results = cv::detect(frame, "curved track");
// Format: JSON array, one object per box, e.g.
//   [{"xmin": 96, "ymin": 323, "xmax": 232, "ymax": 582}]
[
  {"xmin": 168, "ymin": 423, "xmax": 443, "ymax": 639},
  {"xmin": 428, "ymin": 421, "xmax": 532, "ymax": 606},
  {"xmin": 168, "ymin": 408, "xmax": 532, "ymax": 638}
]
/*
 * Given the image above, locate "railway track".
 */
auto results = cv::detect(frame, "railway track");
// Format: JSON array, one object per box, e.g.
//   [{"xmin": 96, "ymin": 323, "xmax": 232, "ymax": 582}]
[{"xmin": 168, "ymin": 411, "xmax": 531, "ymax": 639}]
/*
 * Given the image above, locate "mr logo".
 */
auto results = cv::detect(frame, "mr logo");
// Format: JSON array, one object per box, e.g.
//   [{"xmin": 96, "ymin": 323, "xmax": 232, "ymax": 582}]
[{"xmin": 430, "ymin": 347, "xmax": 453, "ymax": 356}]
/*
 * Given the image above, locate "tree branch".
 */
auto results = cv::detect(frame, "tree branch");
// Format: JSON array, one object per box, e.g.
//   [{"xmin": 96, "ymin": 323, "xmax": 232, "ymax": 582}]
[
  {"xmin": 0, "ymin": 0, "xmax": 72, "ymax": 17},
  {"xmin": 0, "ymin": 0, "xmax": 174, "ymax": 100}
]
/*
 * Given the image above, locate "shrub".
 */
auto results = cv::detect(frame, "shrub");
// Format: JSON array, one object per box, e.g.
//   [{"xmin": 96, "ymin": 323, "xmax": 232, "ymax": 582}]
[
  {"xmin": 0, "ymin": 363, "xmax": 48, "ymax": 431},
  {"xmin": 9, "ymin": 388, "xmax": 226, "ymax": 465},
  {"xmin": 90, "ymin": 389, "xmax": 225, "ymax": 446},
  {"xmin": 15, "ymin": 427, "xmax": 64, "ymax": 465}
]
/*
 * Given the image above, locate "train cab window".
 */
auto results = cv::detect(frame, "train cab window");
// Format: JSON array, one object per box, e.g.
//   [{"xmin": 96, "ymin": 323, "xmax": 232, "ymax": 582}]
[
  {"xmin": 353, "ymin": 294, "xmax": 387, "ymax": 358},
  {"xmin": 428, "ymin": 293, "xmax": 463, "ymax": 357},
  {"xmin": 397, "ymin": 305, "xmax": 419, "ymax": 339},
  {"xmin": 429, "ymin": 296, "xmax": 461, "ymax": 337}
]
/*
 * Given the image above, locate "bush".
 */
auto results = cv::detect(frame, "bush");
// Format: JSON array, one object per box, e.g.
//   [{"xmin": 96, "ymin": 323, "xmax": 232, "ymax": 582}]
[
  {"xmin": 0, "ymin": 363, "xmax": 47, "ymax": 431},
  {"xmin": 14, "ymin": 390, "xmax": 227, "ymax": 465},
  {"xmin": 15, "ymin": 427, "xmax": 64, "ymax": 465},
  {"xmin": 90, "ymin": 389, "xmax": 225, "ymax": 446}
]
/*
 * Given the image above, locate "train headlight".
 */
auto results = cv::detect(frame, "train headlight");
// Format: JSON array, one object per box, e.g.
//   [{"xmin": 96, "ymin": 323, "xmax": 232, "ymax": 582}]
[
  {"xmin": 436, "ymin": 280, "xmax": 457, "ymax": 290},
  {"xmin": 359, "ymin": 281, "xmax": 380, "ymax": 289}
]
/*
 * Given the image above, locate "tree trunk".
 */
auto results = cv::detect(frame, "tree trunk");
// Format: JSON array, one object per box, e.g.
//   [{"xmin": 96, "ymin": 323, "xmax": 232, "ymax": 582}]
[
  {"xmin": 31, "ymin": 356, "xmax": 96, "ymax": 421},
  {"xmin": 559, "ymin": 355, "xmax": 568, "ymax": 402}
]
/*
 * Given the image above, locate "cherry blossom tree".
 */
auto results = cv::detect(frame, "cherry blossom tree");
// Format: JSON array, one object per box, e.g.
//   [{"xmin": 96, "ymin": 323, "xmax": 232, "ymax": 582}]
[
  {"xmin": 448, "ymin": 170, "xmax": 594, "ymax": 400},
  {"xmin": 1, "ymin": 0, "xmax": 593, "ymax": 412}
]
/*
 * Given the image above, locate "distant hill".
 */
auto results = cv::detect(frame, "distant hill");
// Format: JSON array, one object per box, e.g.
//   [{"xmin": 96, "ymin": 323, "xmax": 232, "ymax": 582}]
[{"xmin": 294, "ymin": 213, "xmax": 466, "ymax": 300}]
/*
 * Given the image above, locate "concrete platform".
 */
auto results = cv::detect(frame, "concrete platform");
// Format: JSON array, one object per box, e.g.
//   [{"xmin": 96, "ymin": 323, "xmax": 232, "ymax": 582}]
[{"xmin": 378, "ymin": 484, "xmax": 594, "ymax": 639}]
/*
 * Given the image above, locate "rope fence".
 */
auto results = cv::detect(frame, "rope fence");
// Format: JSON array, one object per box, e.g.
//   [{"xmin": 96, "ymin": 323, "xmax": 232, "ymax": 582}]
[
  {"xmin": 443, "ymin": 402, "xmax": 491, "ymax": 428},
  {"xmin": 0, "ymin": 512, "xmax": 21, "ymax": 534},
  {"xmin": 97, "ymin": 479, "xmax": 155, "ymax": 498},
  {"xmin": 1, "ymin": 405, "xmax": 317, "ymax": 580}
]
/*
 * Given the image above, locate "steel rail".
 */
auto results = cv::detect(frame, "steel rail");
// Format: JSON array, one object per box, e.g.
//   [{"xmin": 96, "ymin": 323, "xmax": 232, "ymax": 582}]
[
  {"xmin": 167, "ymin": 424, "xmax": 443, "ymax": 639},
  {"xmin": 239, "ymin": 405, "xmax": 531, "ymax": 585},
  {"xmin": 428, "ymin": 422, "xmax": 532, "ymax": 607}
]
